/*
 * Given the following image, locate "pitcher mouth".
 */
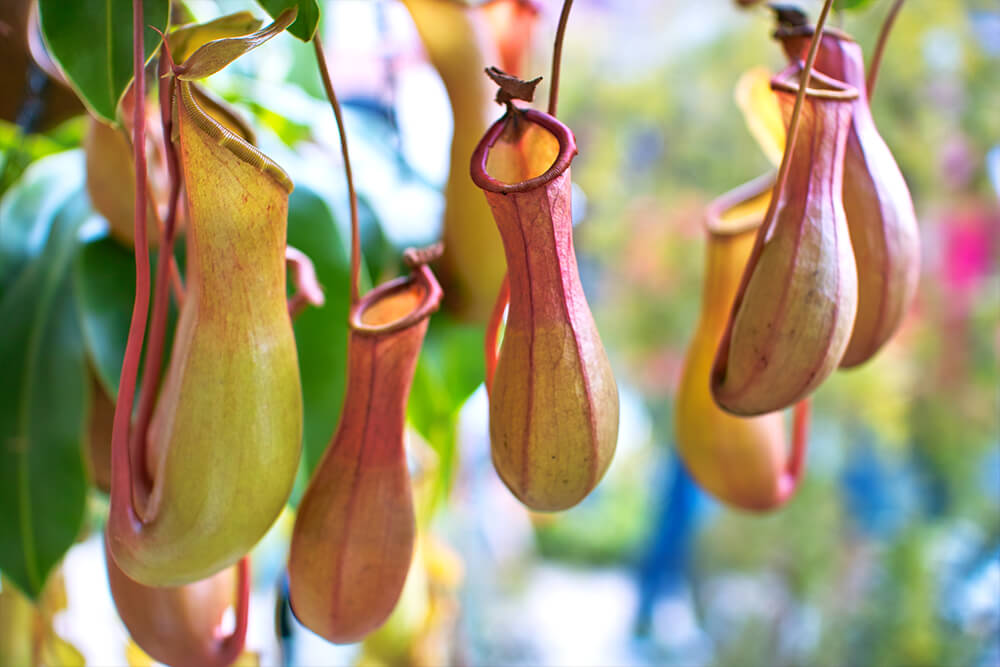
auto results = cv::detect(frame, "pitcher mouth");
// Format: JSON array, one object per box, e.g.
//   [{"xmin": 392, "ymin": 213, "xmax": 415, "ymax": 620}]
[
  {"xmin": 349, "ymin": 264, "xmax": 443, "ymax": 336},
  {"xmin": 704, "ymin": 171, "xmax": 777, "ymax": 238},
  {"xmin": 770, "ymin": 62, "xmax": 859, "ymax": 101},
  {"xmin": 470, "ymin": 107, "xmax": 578, "ymax": 194}
]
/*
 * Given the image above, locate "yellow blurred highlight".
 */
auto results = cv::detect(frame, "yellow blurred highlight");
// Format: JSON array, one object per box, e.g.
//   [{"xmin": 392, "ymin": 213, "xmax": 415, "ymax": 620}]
[{"xmin": 735, "ymin": 67, "xmax": 786, "ymax": 166}]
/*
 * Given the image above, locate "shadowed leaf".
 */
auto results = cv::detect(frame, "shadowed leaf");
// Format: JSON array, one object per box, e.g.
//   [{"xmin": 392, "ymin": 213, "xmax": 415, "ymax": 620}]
[
  {"xmin": 285, "ymin": 186, "xmax": 352, "ymax": 500},
  {"xmin": 256, "ymin": 0, "xmax": 321, "ymax": 42},
  {"xmin": 0, "ymin": 177, "xmax": 91, "ymax": 599}
]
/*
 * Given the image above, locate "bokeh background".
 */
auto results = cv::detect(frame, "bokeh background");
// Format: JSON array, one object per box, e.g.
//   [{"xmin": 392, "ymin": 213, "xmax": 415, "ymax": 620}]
[{"xmin": 1, "ymin": 0, "xmax": 997, "ymax": 665}]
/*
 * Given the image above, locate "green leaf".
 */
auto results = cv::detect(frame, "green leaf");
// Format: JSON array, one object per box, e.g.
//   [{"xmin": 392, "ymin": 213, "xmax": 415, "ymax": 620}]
[
  {"xmin": 175, "ymin": 8, "xmax": 297, "ymax": 80},
  {"xmin": 72, "ymin": 238, "xmax": 136, "ymax": 398},
  {"xmin": 285, "ymin": 186, "xmax": 352, "ymax": 502},
  {"xmin": 0, "ymin": 121, "xmax": 85, "ymax": 198},
  {"xmin": 72, "ymin": 236, "xmax": 179, "ymax": 400},
  {"xmin": 0, "ymin": 191, "xmax": 91, "ymax": 600},
  {"xmin": 256, "ymin": 0, "xmax": 321, "ymax": 42},
  {"xmin": 37, "ymin": 0, "xmax": 170, "ymax": 124},
  {"xmin": 834, "ymin": 0, "xmax": 876, "ymax": 10},
  {"xmin": 408, "ymin": 315, "xmax": 485, "ymax": 515},
  {"xmin": 0, "ymin": 151, "xmax": 85, "ymax": 289}
]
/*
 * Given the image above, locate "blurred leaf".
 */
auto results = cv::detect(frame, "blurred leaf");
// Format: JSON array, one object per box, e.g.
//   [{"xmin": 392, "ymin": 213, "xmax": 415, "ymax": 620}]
[
  {"xmin": 534, "ymin": 474, "xmax": 648, "ymax": 564},
  {"xmin": 35, "ymin": 567, "xmax": 68, "ymax": 617},
  {"xmin": 835, "ymin": 0, "xmax": 877, "ymax": 10},
  {"xmin": 0, "ymin": 150, "xmax": 86, "ymax": 288},
  {"xmin": 256, "ymin": 0, "xmax": 321, "ymax": 42},
  {"xmin": 39, "ymin": 634, "xmax": 85, "ymax": 667},
  {"xmin": 176, "ymin": 8, "xmax": 297, "ymax": 80},
  {"xmin": 0, "ymin": 188, "xmax": 90, "ymax": 600},
  {"xmin": 0, "ymin": 0, "xmax": 85, "ymax": 133},
  {"xmin": 73, "ymin": 238, "xmax": 136, "ymax": 398},
  {"xmin": 72, "ymin": 236, "xmax": 178, "ymax": 400},
  {"xmin": 168, "ymin": 11, "xmax": 264, "ymax": 64},
  {"xmin": 408, "ymin": 315, "xmax": 485, "ymax": 513},
  {"xmin": 0, "ymin": 576, "xmax": 34, "ymax": 666},
  {"xmin": 285, "ymin": 185, "xmax": 352, "ymax": 501},
  {"xmin": 0, "ymin": 121, "xmax": 85, "ymax": 197},
  {"xmin": 37, "ymin": 0, "xmax": 169, "ymax": 124}
]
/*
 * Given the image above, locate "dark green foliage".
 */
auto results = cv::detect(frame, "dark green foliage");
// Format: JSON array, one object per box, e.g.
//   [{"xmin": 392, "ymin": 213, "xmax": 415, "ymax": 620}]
[
  {"xmin": 0, "ymin": 152, "xmax": 92, "ymax": 599},
  {"xmin": 37, "ymin": 0, "xmax": 169, "ymax": 123}
]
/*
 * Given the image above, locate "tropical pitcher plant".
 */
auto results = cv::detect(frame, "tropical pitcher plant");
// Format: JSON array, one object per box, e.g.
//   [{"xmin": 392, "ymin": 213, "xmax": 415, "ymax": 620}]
[{"xmin": 0, "ymin": 0, "xmax": 920, "ymax": 662}]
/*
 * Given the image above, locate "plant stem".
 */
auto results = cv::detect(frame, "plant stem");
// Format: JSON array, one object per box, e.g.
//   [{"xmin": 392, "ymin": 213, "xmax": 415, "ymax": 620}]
[
  {"xmin": 547, "ymin": 0, "xmax": 574, "ymax": 116},
  {"xmin": 111, "ymin": 0, "xmax": 152, "ymax": 515},
  {"xmin": 314, "ymin": 36, "xmax": 361, "ymax": 305},
  {"xmin": 152, "ymin": 38, "xmax": 186, "ymax": 306},
  {"xmin": 866, "ymin": 0, "xmax": 905, "ymax": 100},
  {"xmin": 218, "ymin": 557, "xmax": 251, "ymax": 666},
  {"xmin": 131, "ymin": 58, "xmax": 183, "ymax": 474},
  {"xmin": 771, "ymin": 0, "xmax": 835, "ymax": 218},
  {"xmin": 788, "ymin": 399, "xmax": 811, "ymax": 484},
  {"xmin": 775, "ymin": 398, "xmax": 811, "ymax": 504}
]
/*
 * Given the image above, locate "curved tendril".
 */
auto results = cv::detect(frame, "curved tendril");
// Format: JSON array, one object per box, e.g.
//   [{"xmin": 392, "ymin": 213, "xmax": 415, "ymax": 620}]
[
  {"xmin": 547, "ymin": 0, "xmax": 574, "ymax": 117},
  {"xmin": 286, "ymin": 245, "xmax": 325, "ymax": 320},
  {"xmin": 131, "ymin": 53, "xmax": 184, "ymax": 474},
  {"xmin": 484, "ymin": 272, "xmax": 510, "ymax": 396},
  {"xmin": 866, "ymin": 0, "xmax": 905, "ymax": 100},
  {"xmin": 216, "ymin": 556, "xmax": 251, "ymax": 667},
  {"xmin": 111, "ymin": 0, "xmax": 152, "ymax": 522},
  {"xmin": 777, "ymin": 398, "xmax": 811, "ymax": 503},
  {"xmin": 313, "ymin": 36, "xmax": 361, "ymax": 306}
]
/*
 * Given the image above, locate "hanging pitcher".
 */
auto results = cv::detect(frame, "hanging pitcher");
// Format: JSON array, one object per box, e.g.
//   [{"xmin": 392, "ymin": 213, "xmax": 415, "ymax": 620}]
[
  {"xmin": 711, "ymin": 64, "xmax": 859, "ymax": 416},
  {"xmin": 676, "ymin": 173, "xmax": 810, "ymax": 511},
  {"xmin": 472, "ymin": 106, "xmax": 619, "ymax": 512},
  {"xmin": 288, "ymin": 250, "xmax": 442, "ymax": 644},
  {"xmin": 776, "ymin": 23, "xmax": 920, "ymax": 368}
]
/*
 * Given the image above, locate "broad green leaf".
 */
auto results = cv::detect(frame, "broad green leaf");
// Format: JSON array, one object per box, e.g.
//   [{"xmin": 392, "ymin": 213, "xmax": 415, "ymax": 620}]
[
  {"xmin": 176, "ymin": 8, "xmax": 297, "ymax": 80},
  {"xmin": 408, "ymin": 315, "xmax": 485, "ymax": 515},
  {"xmin": 37, "ymin": 0, "xmax": 169, "ymax": 124},
  {"xmin": 73, "ymin": 236, "xmax": 179, "ymax": 400},
  {"xmin": 0, "ymin": 193, "xmax": 91, "ymax": 600},
  {"xmin": 73, "ymin": 238, "xmax": 137, "ymax": 398},
  {"xmin": 285, "ymin": 186, "xmax": 352, "ymax": 502},
  {"xmin": 167, "ymin": 11, "xmax": 264, "ymax": 64},
  {"xmin": 256, "ymin": 0, "xmax": 321, "ymax": 42},
  {"xmin": 1, "ymin": 151, "xmax": 85, "ymax": 289}
]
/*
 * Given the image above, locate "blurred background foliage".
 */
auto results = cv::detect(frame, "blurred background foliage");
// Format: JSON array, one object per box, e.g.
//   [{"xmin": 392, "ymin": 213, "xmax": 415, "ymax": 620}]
[{"xmin": 0, "ymin": 0, "xmax": 997, "ymax": 665}]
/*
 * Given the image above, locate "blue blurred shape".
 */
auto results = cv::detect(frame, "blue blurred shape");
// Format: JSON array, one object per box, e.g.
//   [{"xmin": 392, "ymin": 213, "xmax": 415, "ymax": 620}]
[
  {"xmin": 634, "ymin": 454, "xmax": 703, "ymax": 635},
  {"xmin": 839, "ymin": 438, "xmax": 909, "ymax": 538}
]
